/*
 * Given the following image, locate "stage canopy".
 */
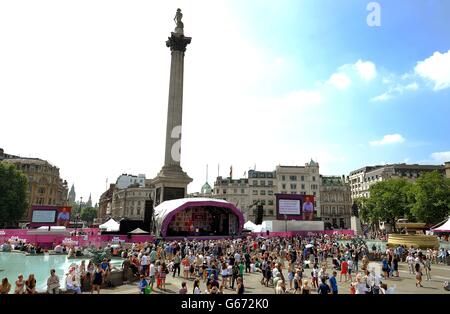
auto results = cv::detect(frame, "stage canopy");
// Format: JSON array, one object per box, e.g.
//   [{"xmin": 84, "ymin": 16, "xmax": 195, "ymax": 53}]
[
  {"xmin": 432, "ymin": 217, "xmax": 450, "ymax": 233},
  {"xmin": 154, "ymin": 198, "xmax": 244, "ymax": 237},
  {"xmin": 99, "ymin": 218, "xmax": 120, "ymax": 232}
]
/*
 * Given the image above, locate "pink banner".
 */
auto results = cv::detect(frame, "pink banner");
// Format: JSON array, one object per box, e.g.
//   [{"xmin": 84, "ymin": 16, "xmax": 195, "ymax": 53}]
[{"xmin": 0, "ymin": 228, "xmax": 154, "ymax": 248}]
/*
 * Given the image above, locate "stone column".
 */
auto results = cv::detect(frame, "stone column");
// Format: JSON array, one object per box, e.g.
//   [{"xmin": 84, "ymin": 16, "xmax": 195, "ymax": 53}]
[
  {"xmin": 150, "ymin": 27, "xmax": 192, "ymax": 206},
  {"xmin": 163, "ymin": 33, "xmax": 191, "ymax": 169}
]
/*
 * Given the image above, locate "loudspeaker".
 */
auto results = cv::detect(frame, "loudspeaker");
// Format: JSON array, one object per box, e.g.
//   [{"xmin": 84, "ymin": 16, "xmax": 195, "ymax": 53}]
[
  {"xmin": 255, "ymin": 205, "xmax": 263, "ymax": 225},
  {"xmin": 144, "ymin": 199, "xmax": 154, "ymax": 232}
]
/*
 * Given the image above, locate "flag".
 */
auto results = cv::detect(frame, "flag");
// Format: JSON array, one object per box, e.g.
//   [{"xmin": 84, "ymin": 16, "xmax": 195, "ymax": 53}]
[{"xmin": 230, "ymin": 166, "xmax": 233, "ymax": 178}]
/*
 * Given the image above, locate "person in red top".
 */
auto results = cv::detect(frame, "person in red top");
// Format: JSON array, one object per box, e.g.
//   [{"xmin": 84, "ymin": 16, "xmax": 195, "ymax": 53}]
[{"xmin": 340, "ymin": 259, "xmax": 348, "ymax": 282}]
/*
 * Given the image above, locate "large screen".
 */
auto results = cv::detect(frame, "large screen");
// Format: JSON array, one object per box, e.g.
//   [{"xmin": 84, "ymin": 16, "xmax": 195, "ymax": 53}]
[
  {"xmin": 30, "ymin": 205, "xmax": 72, "ymax": 228},
  {"xmin": 276, "ymin": 194, "xmax": 316, "ymax": 220},
  {"xmin": 279, "ymin": 199, "xmax": 301, "ymax": 215},
  {"xmin": 32, "ymin": 210, "xmax": 57, "ymax": 223}
]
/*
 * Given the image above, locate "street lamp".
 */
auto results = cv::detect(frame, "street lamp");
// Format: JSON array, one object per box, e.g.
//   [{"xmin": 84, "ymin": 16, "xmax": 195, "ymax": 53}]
[
  {"xmin": 76, "ymin": 196, "xmax": 83, "ymax": 236},
  {"xmin": 284, "ymin": 214, "xmax": 288, "ymax": 233}
]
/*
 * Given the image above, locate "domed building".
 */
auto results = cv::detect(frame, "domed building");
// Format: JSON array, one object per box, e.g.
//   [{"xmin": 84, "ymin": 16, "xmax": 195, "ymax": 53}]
[{"xmin": 200, "ymin": 181, "xmax": 212, "ymax": 195}]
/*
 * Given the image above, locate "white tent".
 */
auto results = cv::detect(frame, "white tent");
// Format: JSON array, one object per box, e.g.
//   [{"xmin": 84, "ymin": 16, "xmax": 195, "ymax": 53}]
[
  {"xmin": 128, "ymin": 228, "xmax": 149, "ymax": 235},
  {"xmin": 243, "ymin": 221, "xmax": 257, "ymax": 231},
  {"xmin": 99, "ymin": 218, "xmax": 120, "ymax": 232},
  {"xmin": 432, "ymin": 217, "xmax": 450, "ymax": 233}
]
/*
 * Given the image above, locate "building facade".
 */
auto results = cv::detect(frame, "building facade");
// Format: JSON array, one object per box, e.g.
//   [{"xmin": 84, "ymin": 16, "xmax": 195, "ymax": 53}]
[
  {"xmin": 247, "ymin": 170, "xmax": 277, "ymax": 220},
  {"xmin": 213, "ymin": 177, "xmax": 251, "ymax": 220},
  {"xmin": 320, "ymin": 175, "xmax": 352, "ymax": 229},
  {"xmin": 211, "ymin": 160, "xmax": 321, "ymax": 222},
  {"xmin": 349, "ymin": 163, "xmax": 446, "ymax": 200},
  {"xmin": 116, "ymin": 174, "xmax": 146, "ymax": 189},
  {"xmin": 2, "ymin": 157, "xmax": 68, "ymax": 221},
  {"xmin": 445, "ymin": 162, "xmax": 450, "ymax": 179},
  {"xmin": 276, "ymin": 161, "xmax": 321, "ymax": 216},
  {"xmin": 111, "ymin": 186, "xmax": 155, "ymax": 220},
  {"xmin": 98, "ymin": 184, "xmax": 116, "ymax": 221}
]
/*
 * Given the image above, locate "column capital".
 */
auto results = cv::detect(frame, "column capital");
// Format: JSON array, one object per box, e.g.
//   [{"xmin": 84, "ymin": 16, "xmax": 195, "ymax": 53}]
[{"xmin": 166, "ymin": 32, "xmax": 192, "ymax": 52}]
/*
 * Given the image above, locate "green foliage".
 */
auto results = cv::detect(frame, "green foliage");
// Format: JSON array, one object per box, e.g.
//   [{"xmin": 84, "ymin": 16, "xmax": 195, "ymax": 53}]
[
  {"xmin": 409, "ymin": 171, "xmax": 450, "ymax": 224},
  {"xmin": 354, "ymin": 197, "xmax": 372, "ymax": 223},
  {"xmin": 367, "ymin": 179, "xmax": 413, "ymax": 228},
  {"xmin": 363, "ymin": 171, "xmax": 450, "ymax": 227},
  {"xmin": 80, "ymin": 206, "xmax": 98, "ymax": 225},
  {"xmin": 0, "ymin": 162, "xmax": 29, "ymax": 227}
]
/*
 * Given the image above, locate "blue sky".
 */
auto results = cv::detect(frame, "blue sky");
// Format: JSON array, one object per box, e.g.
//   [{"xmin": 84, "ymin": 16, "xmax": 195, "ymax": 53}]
[
  {"xmin": 229, "ymin": 0, "xmax": 450, "ymax": 170},
  {"xmin": 0, "ymin": 0, "xmax": 449, "ymax": 202}
]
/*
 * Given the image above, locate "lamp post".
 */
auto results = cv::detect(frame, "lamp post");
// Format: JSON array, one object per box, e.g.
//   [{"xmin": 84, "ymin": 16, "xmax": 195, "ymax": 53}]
[
  {"xmin": 76, "ymin": 196, "xmax": 83, "ymax": 236},
  {"xmin": 284, "ymin": 214, "xmax": 288, "ymax": 233}
]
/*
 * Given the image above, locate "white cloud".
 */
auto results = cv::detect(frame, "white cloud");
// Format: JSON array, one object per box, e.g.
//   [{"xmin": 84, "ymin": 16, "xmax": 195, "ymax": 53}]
[
  {"xmin": 430, "ymin": 151, "xmax": 450, "ymax": 162},
  {"xmin": 415, "ymin": 50, "xmax": 450, "ymax": 91},
  {"xmin": 370, "ymin": 134, "xmax": 405, "ymax": 146},
  {"xmin": 404, "ymin": 82, "xmax": 419, "ymax": 91},
  {"xmin": 371, "ymin": 92, "xmax": 392, "ymax": 102},
  {"xmin": 354, "ymin": 60, "xmax": 377, "ymax": 81},
  {"xmin": 327, "ymin": 72, "xmax": 351, "ymax": 90},
  {"xmin": 281, "ymin": 90, "xmax": 324, "ymax": 107}
]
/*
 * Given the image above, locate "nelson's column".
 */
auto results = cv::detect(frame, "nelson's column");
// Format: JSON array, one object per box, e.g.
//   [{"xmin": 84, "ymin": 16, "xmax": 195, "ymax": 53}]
[{"xmin": 151, "ymin": 9, "xmax": 193, "ymax": 206}]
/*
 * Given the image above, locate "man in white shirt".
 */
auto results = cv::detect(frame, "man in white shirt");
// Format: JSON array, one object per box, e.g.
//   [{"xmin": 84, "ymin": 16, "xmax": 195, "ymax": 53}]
[
  {"xmin": 141, "ymin": 253, "xmax": 149, "ymax": 276},
  {"xmin": 406, "ymin": 253, "xmax": 415, "ymax": 274},
  {"xmin": 234, "ymin": 252, "xmax": 241, "ymax": 263},
  {"xmin": 149, "ymin": 262, "xmax": 156, "ymax": 289}
]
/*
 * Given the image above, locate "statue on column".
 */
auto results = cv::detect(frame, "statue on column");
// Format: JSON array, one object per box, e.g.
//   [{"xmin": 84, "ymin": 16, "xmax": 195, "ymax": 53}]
[{"xmin": 174, "ymin": 8, "xmax": 184, "ymax": 33}]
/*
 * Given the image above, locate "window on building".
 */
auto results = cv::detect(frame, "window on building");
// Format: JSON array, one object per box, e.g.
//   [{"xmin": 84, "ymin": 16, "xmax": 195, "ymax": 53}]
[
  {"xmin": 223, "ymin": 189, "xmax": 227, "ymax": 194},
  {"xmin": 137, "ymin": 208, "xmax": 141, "ymax": 216},
  {"xmin": 290, "ymin": 175, "xmax": 297, "ymax": 181},
  {"xmin": 301, "ymin": 184, "xmax": 305, "ymax": 189},
  {"xmin": 281, "ymin": 175, "xmax": 285, "ymax": 181},
  {"xmin": 253, "ymin": 180, "xmax": 258, "ymax": 186},
  {"xmin": 268, "ymin": 180, "xmax": 273, "ymax": 186},
  {"xmin": 268, "ymin": 190, "xmax": 273, "ymax": 195},
  {"xmin": 313, "ymin": 192, "xmax": 316, "ymax": 196},
  {"xmin": 260, "ymin": 190, "xmax": 266, "ymax": 195},
  {"xmin": 312, "ymin": 176, "xmax": 316, "ymax": 181},
  {"xmin": 301, "ymin": 176, "xmax": 305, "ymax": 181},
  {"xmin": 252, "ymin": 190, "xmax": 258, "ymax": 195},
  {"xmin": 234, "ymin": 189, "xmax": 237, "ymax": 193},
  {"xmin": 260, "ymin": 200, "xmax": 266, "ymax": 205},
  {"xmin": 241, "ymin": 189, "xmax": 245, "ymax": 194},
  {"xmin": 269, "ymin": 210, "xmax": 274, "ymax": 215},
  {"xmin": 290, "ymin": 184, "xmax": 297, "ymax": 189},
  {"xmin": 260, "ymin": 180, "xmax": 265, "ymax": 186},
  {"xmin": 268, "ymin": 200, "xmax": 274, "ymax": 206},
  {"xmin": 282, "ymin": 184, "xmax": 286, "ymax": 189}
]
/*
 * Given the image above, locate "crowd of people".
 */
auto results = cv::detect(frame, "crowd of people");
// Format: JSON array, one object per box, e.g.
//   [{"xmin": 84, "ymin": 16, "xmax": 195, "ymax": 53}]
[{"xmin": 1, "ymin": 234, "xmax": 449, "ymax": 294}]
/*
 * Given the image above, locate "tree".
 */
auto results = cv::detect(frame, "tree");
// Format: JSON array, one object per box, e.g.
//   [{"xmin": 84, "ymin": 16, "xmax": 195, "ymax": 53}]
[
  {"xmin": 80, "ymin": 206, "xmax": 98, "ymax": 226},
  {"xmin": 0, "ymin": 162, "xmax": 28, "ymax": 228},
  {"xmin": 366, "ymin": 179, "xmax": 413, "ymax": 232},
  {"xmin": 409, "ymin": 171, "xmax": 450, "ymax": 225}
]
